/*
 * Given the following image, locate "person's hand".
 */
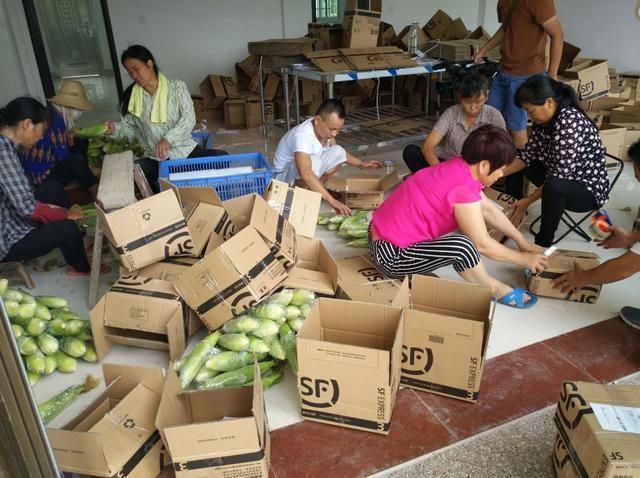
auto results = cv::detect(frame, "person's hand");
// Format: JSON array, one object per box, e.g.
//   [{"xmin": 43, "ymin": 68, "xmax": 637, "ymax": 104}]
[
  {"xmin": 67, "ymin": 209, "xmax": 84, "ymax": 221},
  {"xmin": 472, "ymin": 50, "xmax": 486, "ymax": 64},
  {"xmin": 329, "ymin": 198, "xmax": 352, "ymax": 216},
  {"xmin": 518, "ymin": 241, "xmax": 546, "ymax": 254},
  {"xmin": 105, "ymin": 121, "xmax": 115, "ymax": 135},
  {"xmin": 552, "ymin": 263, "xmax": 585, "ymax": 293},
  {"xmin": 510, "ymin": 198, "xmax": 530, "ymax": 228},
  {"xmin": 360, "ymin": 160, "xmax": 382, "ymax": 169},
  {"xmin": 520, "ymin": 252, "xmax": 548, "ymax": 273},
  {"xmin": 155, "ymin": 138, "xmax": 171, "ymax": 161},
  {"xmin": 597, "ymin": 226, "xmax": 631, "ymax": 249}
]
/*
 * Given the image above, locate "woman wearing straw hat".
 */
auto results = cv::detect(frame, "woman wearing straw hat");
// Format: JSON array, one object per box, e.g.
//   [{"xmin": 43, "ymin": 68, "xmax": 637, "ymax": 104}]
[
  {"xmin": 105, "ymin": 45, "xmax": 227, "ymax": 193},
  {"xmin": 21, "ymin": 79, "xmax": 98, "ymax": 207}
]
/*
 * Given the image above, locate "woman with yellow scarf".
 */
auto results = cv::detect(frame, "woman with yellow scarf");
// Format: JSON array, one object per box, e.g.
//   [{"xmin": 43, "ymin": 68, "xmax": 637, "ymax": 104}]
[{"xmin": 106, "ymin": 45, "xmax": 226, "ymax": 192}]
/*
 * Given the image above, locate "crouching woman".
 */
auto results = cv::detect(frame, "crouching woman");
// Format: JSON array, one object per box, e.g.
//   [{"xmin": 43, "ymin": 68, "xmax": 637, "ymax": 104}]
[{"xmin": 369, "ymin": 125, "xmax": 548, "ymax": 308}]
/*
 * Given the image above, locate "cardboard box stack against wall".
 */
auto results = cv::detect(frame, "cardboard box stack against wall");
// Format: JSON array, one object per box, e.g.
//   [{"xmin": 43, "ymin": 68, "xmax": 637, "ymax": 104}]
[{"xmin": 343, "ymin": 0, "xmax": 382, "ymax": 49}]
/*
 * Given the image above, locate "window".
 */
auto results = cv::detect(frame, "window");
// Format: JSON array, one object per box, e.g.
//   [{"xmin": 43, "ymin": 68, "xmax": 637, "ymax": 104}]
[{"xmin": 313, "ymin": 0, "xmax": 343, "ymax": 23}]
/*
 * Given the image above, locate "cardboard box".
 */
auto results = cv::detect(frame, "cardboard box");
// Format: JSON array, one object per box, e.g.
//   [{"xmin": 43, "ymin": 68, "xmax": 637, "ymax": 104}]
[
  {"xmin": 616, "ymin": 126, "xmax": 640, "ymax": 161},
  {"xmin": 559, "ymin": 41, "xmax": 581, "ymax": 73},
  {"xmin": 341, "ymin": 94, "xmax": 362, "ymax": 113},
  {"xmin": 199, "ymin": 75, "xmax": 238, "ymax": 109},
  {"xmin": 526, "ymin": 250, "xmax": 602, "ymax": 304},
  {"xmin": 565, "ymin": 59, "xmax": 610, "ymax": 100},
  {"xmin": 554, "ymin": 381, "xmax": 640, "ymax": 478},
  {"xmin": 326, "ymin": 171, "xmax": 400, "ymax": 209},
  {"xmin": 236, "ymin": 55, "xmax": 260, "ymax": 90},
  {"xmin": 156, "ymin": 361, "xmax": 269, "ymax": 477},
  {"xmin": 222, "ymin": 193, "xmax": 297, "ymax": 269},
  {"xmin": 599, "ymin": 124, "xmax": 627, "ymax": 164},
  {"xmin": 395, "ymin": 25, "xmax": 429, "ymax": 51},
  {"xmin": 174, "ymin": 226, "xmax": 288, "ymax": 331},
  {"xmin": 245, "ymin": 96, "xmax": 262, "ymax": 129},
  {"xmin": 164, "ymin": 182, "xmax": 238, "ymax": 256},
  {"xmin": 343, "ymin": 14, "xmax": 380, "ymax": 49},
  {"xmin": 263, "ymin": 179, "xmax": 322, "ymax": 238},
  {"xmin": 336, "ymin": 255, "xmax": 402, "ymax": 305},
  {"xmin": 343, "ymin": 0, "xmax": 381, "ymax": 13},
  {"xmin": 611, "ymin": 105, "xmax": 640, "ymax": 124},
  {"xmin": 90, "ymin": 275, "xmax": 200, "ymax": 360},
  {"xmin": 378, "ymin": 21, "xmax": 396, "ymax": 46},
  {"xmin": 423, "ymin": 9, "xmax": 453, "ymax": 40},
  {"xmin": 484, "ymin": 188, "xmax": 525, "ymax": 242},
  {"xmin": 552, "ymin": 434, "xmax": 580, "ymax": 478},
  {"xmin": 47, "ymin": 364, "xmax": 164, "ymax": 478},
  {"xmin": 285, "ymin": 235, "xmax": 338, "ymax": 296},
  {"xmin": 97, "ymin": 190, "xmax": 193, "ymax": 272},
  {"xmin": 136, "ymin": 257, "xmax": 197, "ymax": 282},
  {"xmin": 296, "ymin": 298, "xmax": 403, "ymax": 434},
  {"xmin": 308, "ymin": 22, "xmax": 344, "ymax": 50},
  {"xmin": 440, "ymin": 18, "xmax": 469, "ymax": 41},
  {"xmin": 391, "ymin": 276, "xmax": 493, "ymax": 403},
  {"xmin": 248, "ymin": 37, "xmax": 316, "ymax": 57},
  {"xmin": 224, "ymin": 99, "xmax": 247, "ymax": 129},
  {"xmin": 305, "ymin": 49, "xmax": 350, "ymax": 73},
  {"xmin": 263, "ymin": 74, "xmax": 281, "ymax": 101},
  {"xmin": 301, "ymin": 79, "xmax": 323, "ymax": 104}
]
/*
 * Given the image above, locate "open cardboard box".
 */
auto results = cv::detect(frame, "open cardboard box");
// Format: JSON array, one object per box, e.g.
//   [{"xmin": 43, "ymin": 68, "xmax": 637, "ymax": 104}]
[
  {"xmin": 156, "ymin": 361, "xmax": 269, "ymax": 477},
  {"xmin": 161, "ymin": 181, "xmax": 238, "ymax": 256},
  {"xmin": 263, "ymin": 179, "xmax": 322, "ymax": 238},
  {"xmin": 174, "ymin": 226, "xmax": 288, "ymax": 331},
  {"xmin": 296, "ymin": 298, "xmax": 403, "ymax": 435},
  {"xmin": 90, "ymin": 276, "xmax": 201, "ymax": 361},
  {"xmin": 526, "ymin": 249, "xmax": 602, "ymax": 304},
  {"xmin": 135, "ymin": 257, "xmax": 198, "ymax": 282},
  {"xmin": 284, "ymin": 235, "xmax": 338, "ymax": 296},
  {"xmin": 554, "ymin": 381, "xmax": 640, "ymax": 478},
  {"xmin": 336, "ymin": 255, "xmax": 402, "ymax": 305},
  {"xmin": 326, "ymin": 171, "xmax": 400, "ymax": 209},
  {"xmin": 392, "ymin": 275, "xmax": 494, "ymax": 403},
  {"xmin": 199, "ymin": 75, "xmax": 238, "ymax": 109},
  {"xmin": 565, "ymin": 59, "xmax": 611, "ymax": 100},
  {"xmin": 219, "ymin": 193, "xmax": 297, "ymax": 271},
  {"xmin": 47, "ymin": 364, "xmax": 165, "ymax": 478},
  {"xmin": 96, "ymin": 189, "xmax": 193, "ymax": 272}
]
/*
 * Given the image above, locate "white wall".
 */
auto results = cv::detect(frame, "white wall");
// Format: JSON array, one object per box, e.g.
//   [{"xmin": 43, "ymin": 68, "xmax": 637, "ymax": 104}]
[
  {"xmin": 106, "ymin": 0, "xmax": 310, "ymax": 95},
  {"xmin": 381, "ymin": 0, "xmax": 482, "ymax": 34},
  {"xmin": 556, "ymin": 0, "xmax": 640, "ymax": 72},
  {"xmin": 0, "ymin": 0, "xmax": 44, "ymax": 106}
]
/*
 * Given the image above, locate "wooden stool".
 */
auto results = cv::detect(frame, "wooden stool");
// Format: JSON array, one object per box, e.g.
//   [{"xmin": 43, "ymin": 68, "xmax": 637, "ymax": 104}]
[
  {"xmin": 0, "ymin": 262, "xmax": 35, "ymax": 289},
  {"xmin": 87, "ymin": 151, "xmax": 136, "ymax": 309}
]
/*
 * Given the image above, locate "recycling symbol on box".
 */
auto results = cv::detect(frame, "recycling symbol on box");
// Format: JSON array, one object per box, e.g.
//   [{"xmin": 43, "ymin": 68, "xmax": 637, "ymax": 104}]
[{"xmin": 123, "ymin": 418, "xmax": 136, "ymax": 429}]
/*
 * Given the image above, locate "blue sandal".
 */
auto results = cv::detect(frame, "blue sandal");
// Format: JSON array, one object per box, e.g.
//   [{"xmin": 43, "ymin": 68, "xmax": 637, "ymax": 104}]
[{"xmin": 495, "ymin": 288, "xmax": 538, "ymax": 309}]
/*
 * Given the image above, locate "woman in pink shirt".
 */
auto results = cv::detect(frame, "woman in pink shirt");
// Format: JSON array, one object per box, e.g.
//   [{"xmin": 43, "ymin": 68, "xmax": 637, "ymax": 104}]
[{"xmin": 370, "ymin": 125, "xmax": 548, "ymax": 308}]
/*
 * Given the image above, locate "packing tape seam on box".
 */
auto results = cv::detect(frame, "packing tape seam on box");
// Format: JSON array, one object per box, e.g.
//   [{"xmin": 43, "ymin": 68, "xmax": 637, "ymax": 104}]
[
  {"xmin": 196, "ymin": 253, "xmax": 278, "ymax": 316},
  {"xmin": 172, "ymin": 448, "xmax": 266, "ymax": 472},
  {"xmin": 118, "ymin": 430, "xmax": 162, "ymax": 477},
  {"xmin": 114, "ymin": 219, "xmax": 190, "ymax": 254}
]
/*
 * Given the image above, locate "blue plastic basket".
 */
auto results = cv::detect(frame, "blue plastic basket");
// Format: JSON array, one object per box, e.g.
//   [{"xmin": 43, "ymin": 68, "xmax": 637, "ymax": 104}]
[
  {"xmin": 158, "ymin": 152, "xmax": 273, "ymax": 201},
  {"xmin": 191, "ymin": 131, "xmax": 214, "ymax": 149}
]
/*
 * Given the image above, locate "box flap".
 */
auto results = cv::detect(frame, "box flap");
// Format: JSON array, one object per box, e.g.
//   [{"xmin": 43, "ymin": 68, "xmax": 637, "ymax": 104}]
[
  {"xmin": 47, "ymin": 428, "xmax": 110, "ymax": 475},
  {"xmin": 161, "ymin": 180, "xmax": 223, "ymax": 208},
  {"xmin": 166, "ymin": 308, "xmax": 188, "ymax": 361},
  {"xmin": 263, "ymin": 179, "xmax": 322, "ymax": 238},
  {"xmin": 89, "ymin": 296, "xmax": 113, "ymax": 361},
  {"xmin": 87, "ymin": 383, "xmax": 160, "ymax": 476},
  {"xmin": 285, "ymin": 236, "xmax": 338, "ymax": 295},
  {"xmin": 102, "ymin": 363, "xmax": 165, "ymax": 398}
]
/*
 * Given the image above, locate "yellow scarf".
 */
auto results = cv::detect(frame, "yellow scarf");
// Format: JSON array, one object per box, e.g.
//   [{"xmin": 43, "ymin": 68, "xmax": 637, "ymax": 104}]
[{"xmin": 128, "ymin": 72, "xmax": 168, "ymax": 124}]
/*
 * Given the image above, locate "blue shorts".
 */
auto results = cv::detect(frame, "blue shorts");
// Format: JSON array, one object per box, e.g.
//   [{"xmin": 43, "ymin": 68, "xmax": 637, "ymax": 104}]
[{"xmin": 488, "ymin": 71, "xmax": 536, "ymax": 132}]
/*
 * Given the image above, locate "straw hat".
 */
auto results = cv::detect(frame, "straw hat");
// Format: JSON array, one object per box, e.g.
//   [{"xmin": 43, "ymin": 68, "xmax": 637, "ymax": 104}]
[{"xmin": 49, "ymin": 79, "xmax": 94, "ymax": 110}]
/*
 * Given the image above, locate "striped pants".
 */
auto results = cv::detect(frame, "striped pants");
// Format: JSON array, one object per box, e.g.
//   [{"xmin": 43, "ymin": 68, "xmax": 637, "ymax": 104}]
[{"xmin": 369, "ymin": 234, "xmax": 481, "ymax": 279}]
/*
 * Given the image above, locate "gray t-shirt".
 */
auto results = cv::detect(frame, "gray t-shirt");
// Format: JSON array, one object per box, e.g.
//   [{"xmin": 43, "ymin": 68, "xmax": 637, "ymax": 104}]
[{"xmin": 433, "ymin": 104, "xmax": 506, "ymax": 160}]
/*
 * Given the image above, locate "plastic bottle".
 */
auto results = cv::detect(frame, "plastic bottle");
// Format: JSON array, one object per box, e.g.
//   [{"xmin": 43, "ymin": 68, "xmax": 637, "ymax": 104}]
[
  {"xmin": 383, "ymin": 160, "xmax": 395, "ymax": 175},
  {"xmin": 408, "ymin": 22, "xmax": 419, "ymax": 56}
]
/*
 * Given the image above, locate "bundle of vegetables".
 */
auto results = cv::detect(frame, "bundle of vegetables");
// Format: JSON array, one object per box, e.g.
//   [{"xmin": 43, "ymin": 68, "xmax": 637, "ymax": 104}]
[
  {"xmin": 38, "ymin": 375, "xmax": 100, "ymax": 424},
  {"xmin": 175, "ymin": 288, "xmax": 316, "ymax": 391},
  {"xmin": 1, "ymin": 278, "xmax": 97, "ymax": 386},
  {"xmin": 79, "ymin": 125, "xmax": 144, "ymax": 169},
  {"xmin": 317, "ymin": 210, "xmax": 370, "ymax": 248},
  {"xmin": 71, "ymin": 203, "xmax": 98, "ymax": 229}
]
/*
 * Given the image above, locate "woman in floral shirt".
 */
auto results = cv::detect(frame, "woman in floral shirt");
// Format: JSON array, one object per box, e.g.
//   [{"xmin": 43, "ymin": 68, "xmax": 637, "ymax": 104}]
[{"xmin": 503, "ymin": 74, "xmax": 609, "ymax": 246}]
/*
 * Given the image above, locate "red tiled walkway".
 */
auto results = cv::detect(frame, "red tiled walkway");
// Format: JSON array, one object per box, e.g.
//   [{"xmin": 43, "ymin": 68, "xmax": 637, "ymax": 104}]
[{"xmin": 268, "ymin": 318, "xmax": 640, "ymax": 478}]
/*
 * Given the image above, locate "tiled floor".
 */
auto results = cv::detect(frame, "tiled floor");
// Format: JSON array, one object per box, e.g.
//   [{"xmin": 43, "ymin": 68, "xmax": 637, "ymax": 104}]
[{"xmin": 19, "ymin": 122, "xmax": 639, "ymax": 477}]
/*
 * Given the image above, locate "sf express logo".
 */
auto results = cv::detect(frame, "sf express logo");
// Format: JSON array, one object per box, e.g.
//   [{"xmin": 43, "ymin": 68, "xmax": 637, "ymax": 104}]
[
  {"xmin": 300, "ymin": 377, "xmax": 340, "ymax": 408},
  {"xmin": 164, "ymin": 231, "xmax": 194, "ymax": 257},
  {"xmin": 401, "ymin": 346, "xmax": 434, "ymax": 376},
  {"xmin": 557, "ymin": 382, "xmax": 594, "ymax": 430}
]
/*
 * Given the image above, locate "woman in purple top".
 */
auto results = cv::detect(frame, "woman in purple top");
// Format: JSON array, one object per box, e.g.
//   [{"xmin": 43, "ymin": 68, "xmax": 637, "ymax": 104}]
[{"xmin": 370, "ymin": 125, "xmax": 548, "ymax": 308}]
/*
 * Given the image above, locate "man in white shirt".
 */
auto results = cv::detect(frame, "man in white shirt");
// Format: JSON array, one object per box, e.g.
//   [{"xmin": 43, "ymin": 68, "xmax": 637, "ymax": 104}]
[
  {"xmin": 552, "ymin": 143, "xmax": 640, "ymax": 329},
  {"xmin": 273, "ymin": 99, "xmax": 381, "ymax": 215}
]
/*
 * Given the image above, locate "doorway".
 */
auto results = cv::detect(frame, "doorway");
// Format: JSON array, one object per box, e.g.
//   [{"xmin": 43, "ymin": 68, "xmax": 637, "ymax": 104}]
[{"xmin": 22, "ymin": 0, "xmax": 122, "ymax": 124}]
